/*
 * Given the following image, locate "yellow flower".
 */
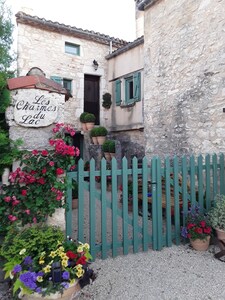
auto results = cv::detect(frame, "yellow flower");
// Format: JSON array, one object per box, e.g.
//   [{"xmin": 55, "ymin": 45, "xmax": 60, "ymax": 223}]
[
  {"xmin": 49, "ymin": 251, "xmax": 57, "ymax": 258},
  {"xmin": 76, "ymin": 269, "xmax": 84, "ymax": 278},
  {"xmin": 83, "ymin": 243, "xmax": 90, "ymax": 250},
  {"xmin": 77, "ymin": 246, "xmax": 83, "ymax": 253},
  {"xmin": 58, "ymin": 246, "xmax": 64, "ymax": 252},
  {"xmin": 70, "ymin": 279, "xmax": 76, "ymax": 286},
  {"xmin": 43, "ymin": 265, "xmax": 51, "ymax": 273},
  {"xmin": 19, "ymin": 249, "xmax": 26, "ymax": 255},
  {"xmin": 60, "ymin": 253, "xmax": 67, "ymax": 259},
  {"xmin": 39, "ymin": 258, "xmax": 45, "ymax": 265},
  {"xmin": 75, "ymin": 264, "xmax": 83, "ymax": 270},
  {"xmin": 61, "ymin": 259, "xmax": 68, "ymax": 267},
  {"xmin": 37, "ymin": 276, "xmax": 43, "ymax": 282}
]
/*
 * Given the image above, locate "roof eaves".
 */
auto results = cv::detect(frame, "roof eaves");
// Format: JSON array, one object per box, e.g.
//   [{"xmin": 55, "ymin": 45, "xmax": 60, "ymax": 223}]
[
  {"xmin": 15, "ymin": 11, "xmax": 129, "ymax": 48},
  {"xmin": 105, "ymin": 36, "xmax": 144, "ymax": 59},
  {"xmin": 137, "ymin": 0, "xmax": 159, "ymax": 11}
]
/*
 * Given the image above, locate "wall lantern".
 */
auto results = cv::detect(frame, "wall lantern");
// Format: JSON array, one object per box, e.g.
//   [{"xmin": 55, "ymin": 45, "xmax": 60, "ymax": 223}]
[{"xmin": 93, "ymin": 60, "xmax": 98, "ymax": 71}]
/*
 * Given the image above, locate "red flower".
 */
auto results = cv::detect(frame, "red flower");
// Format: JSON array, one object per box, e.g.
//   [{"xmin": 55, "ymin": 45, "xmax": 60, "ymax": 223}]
[
  {"xmin": 21, "ymin": 189, "xmax": 27, "ymax": 196},
  {"xmin": 49, "ymin": 161, "xmax": 55, "ymax": 167},
  {"xmin": 41, "ymin": 150, "xmax": 48, "ymax": 156},
  {"xmin": 204, "ymin": 227, "xmax": 211, "ymax": 234},
  {"xmin": 76, "ymin": 256, "xmax": 86, "ymax": 265},
  {"xmin": 42, "ymin": 168, "xmax": 47, "ymax": 174},
  {"xmin": 37, "ymin": 178, "xmax": 45, "ymax": 185},
  {"xmin": 187, "ymin": 223, "xmax": 195, "ymax": 229},
  {"xmin": 8, "ymin": 215, "xmax": 18, "ymax": 222},
  {"xmin": 200, "ymin": 220, "xmax": 206, "ymax": 228},
  {"xmin": 32, "ymin": 150, "xmax": 39, "ymax": 155},
  {"xmin": 66, "ymin": 250, "xmax": 78, "ymax": 260},
  {"xmin": 56, "ymin": 168, "xmax": 64, "ymax": 176},
  {"xmin": 195, "ymin": 227, "xmax": 203, "ymax": 234},
  {"xmin": 12, "ymin": 200, "xmax": 20, "ymax": 206},
  {"xmin": 4, "ymin": 196, "xmax": 11, "ymax": 202},
  {"xmin": 24, "ymin": 209, "xmax": 30, "ymax": 215},
  {"xmin": 187, "ymin": 233, "xmax": 191, "ymax": 239}
]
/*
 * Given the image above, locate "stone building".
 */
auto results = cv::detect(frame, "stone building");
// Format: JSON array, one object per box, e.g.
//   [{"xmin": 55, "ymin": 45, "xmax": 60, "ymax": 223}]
[{"xmin": 9, "ymin": 0, "xmax": 225, "ymax": 160}]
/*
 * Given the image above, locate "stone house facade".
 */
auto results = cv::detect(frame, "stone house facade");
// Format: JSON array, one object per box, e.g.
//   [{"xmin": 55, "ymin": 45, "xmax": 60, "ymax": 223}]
[{"xmin": 11, "ymin": 0, "xmax": 225, "ymax": 160}]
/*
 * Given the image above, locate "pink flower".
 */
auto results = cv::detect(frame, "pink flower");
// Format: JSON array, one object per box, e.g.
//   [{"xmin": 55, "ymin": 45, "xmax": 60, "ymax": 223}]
[
  {"xmin": 41, "ymin": 150, "xmax": 48, "ymax": 156},
  {"xmin": 32, "ymin": 150, "xmax": 39, "ymax": 155},
  {"xmin": 4, "ymin": 196, "xmax": 11, "ymax": 202},
  {"xmin": 70, "ymin": 130, "xmax": 76, "ymax": 136},
  {"xmin": 21, "ymin": 189, "xmax": 27, "ymax": 196},
  {"xmin": 49, "ymin": 161, "xmax": 55, "ymax": 167},
  {"xmin": 52, "ymin": 128, "xmax": 59, "ymax": 133},
  {"xmin": 56, "ymin": 168, "xmax": 64, "ymax": 176},
  {"xmin": 37, "ymin": 178, "xmax": 45, "ymax": 185},
  {"xmin": 12, "ymin": 200, "xmax": 20, "ymax": 206},
  {"xmin": 24, "ymin": 209, "xmax": 30, "ymax": 215},
  {"xmin": 42, "ymin": 168, "xmax": 47, "ymax": 174},
  {"xmin": 8, "ymin": 215, "xmax": 18, "ymax": 222},
  {"xmin": 33, "ymin": 217, "xmax": 37, "ymax": 223},
  {"xmin": 49, "ymin": 139, "xmax": 55, "ymax": 146}
]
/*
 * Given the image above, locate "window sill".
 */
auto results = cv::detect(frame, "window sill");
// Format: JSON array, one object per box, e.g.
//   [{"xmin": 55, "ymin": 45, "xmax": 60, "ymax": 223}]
[{"xmin": 120, "ymin": 102, "xmax": 136, "ymax": 108}]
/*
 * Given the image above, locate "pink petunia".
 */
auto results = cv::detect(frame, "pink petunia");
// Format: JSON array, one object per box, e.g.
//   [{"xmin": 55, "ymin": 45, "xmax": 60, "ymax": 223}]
[
  {"xmin": 8, "ymin": 215, "xmax": 18, "ymax": 222},
  {"xmin": 49, "ymin": 161, "xmax": 55, "ymax": 167},
  {"xmin": 41, "ymin": 150, "xmax": 48, "ymax": 156},
  {"xmin": 4, "ymin": 196, "xmax": 11, "ymax": 202}
]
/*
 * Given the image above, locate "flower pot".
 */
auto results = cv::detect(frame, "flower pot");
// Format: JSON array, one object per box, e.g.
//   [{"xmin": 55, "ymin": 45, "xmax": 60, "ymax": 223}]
[
  {"xmin": 110, "ymin": 152, "xmax": 116, "ymax": 159},
  {"xmin": 104, "ymin": 152, "xmax": 111, "ymax": 161},
  {"xmin": 23, "ymin": 282, "xmax": 80, "ymax": 300},
  {"xmin": 72, "ymin": 198, "xmax": 78, "ymax": 209},
  {"xmin": 97, "ymin": 136, "xmax": 106, "ymax": 145},
  {"xmin": 216, "ymin": 228, "xmax": 225, "ymax": 242},
  {"xmin": 81, "ymin": 122, "xmax": 87, "ymax": 131},
  {"xmin": 190, "ymin": 236, "xmax": 210, "ymax": 251},
  {"xmin": 92, "ymin": 136, "xmax": 98, "ymax": 145},
  {"xmin": 86, "ymin": 122, "xmax": 95, "ymax": 131}
]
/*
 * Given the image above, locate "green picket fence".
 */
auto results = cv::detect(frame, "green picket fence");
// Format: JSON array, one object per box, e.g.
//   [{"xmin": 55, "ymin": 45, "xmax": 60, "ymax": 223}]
[{"xmin": 66, "ymin": 153, "xmax": 225, "ymax": 260}]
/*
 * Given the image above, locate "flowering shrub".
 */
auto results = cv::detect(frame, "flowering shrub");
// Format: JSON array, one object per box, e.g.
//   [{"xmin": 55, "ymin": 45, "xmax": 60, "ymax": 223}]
[
  {"xmin": 0, "ymin": 123, "xmax": 80, "ymax": 234},
  {"xmin": 181, "ymin": 205, "xmax": 212, "ymax": 241},
  {"xmin": 2, "ymin": 227, "xmax": 93, "ymax": 298}
]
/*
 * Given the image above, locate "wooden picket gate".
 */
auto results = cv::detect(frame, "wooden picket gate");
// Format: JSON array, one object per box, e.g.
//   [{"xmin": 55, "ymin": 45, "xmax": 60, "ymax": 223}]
[{"xmin": 66, "ymin": 154, "xmax": 225, "ymax": 260}]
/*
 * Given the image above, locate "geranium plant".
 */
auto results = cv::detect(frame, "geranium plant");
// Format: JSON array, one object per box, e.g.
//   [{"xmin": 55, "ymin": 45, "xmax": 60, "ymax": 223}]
[
  {"xmin": 1, "ymin": 225, "xmax": 94, "ymax": 298},
  {"xmin": 181, "ymin": 205, "xmax": 212, "ymax": 240},
  {"xmin": 0, "ymin": 123, "xmax": 80, "ymax": 234}
]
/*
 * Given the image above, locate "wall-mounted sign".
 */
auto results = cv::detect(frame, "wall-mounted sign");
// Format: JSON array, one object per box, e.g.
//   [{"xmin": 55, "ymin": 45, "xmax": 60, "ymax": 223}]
[{"xmin": 14, "ymin": 89, "xmax": 60, "ymax": 127}]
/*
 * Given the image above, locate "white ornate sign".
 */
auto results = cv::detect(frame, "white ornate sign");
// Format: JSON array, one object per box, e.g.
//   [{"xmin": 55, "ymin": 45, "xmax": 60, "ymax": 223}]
[{"xmin": 14, "ymin": 90, "xmax": 59, "ymax": 127}]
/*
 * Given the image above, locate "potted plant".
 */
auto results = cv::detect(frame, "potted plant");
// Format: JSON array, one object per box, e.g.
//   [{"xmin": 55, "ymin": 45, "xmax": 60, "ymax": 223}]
[
  {"xmin": 95, "ymin": 126, "xmax": 108, "ymax": 145},
  {"xmin": 181, "ymin": 205, "xmax": 212, "ymax": 251},
  {"xmin": 1, "ymin": 225, "xmax": 94, "ymax": 299},
  {"xmin": 108, "ymin": 140, "xmax": 116, "ymax": 158},
  {"xmin": 102, "ymin": 92, "xmax": 112, "ymax": 109},
  {"xmin": 89, "ymin": 127, "xmax": 98, "ymax": 145},
  {"xmin": 102, "ymin": 140, "xmax": 111, "ymax": 160},
  {"xmin": 208, "ymin": 194, "xmax": 225, "ymax": 241},
  {"xmin": 79, "ymin": 112, "xmax": 89, "ymax": 131},
  {"xmin": 84, "ymin": 113, "xmax": 96, "ymax": 130}
]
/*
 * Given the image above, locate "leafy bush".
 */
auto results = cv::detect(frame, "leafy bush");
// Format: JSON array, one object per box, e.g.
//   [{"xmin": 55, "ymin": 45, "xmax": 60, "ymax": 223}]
[
  {"xmin": 84, "ymin": 113, "xmax": 96, "ymax": 123},
  {"xmin": 95, "ymin": 126, "xmax": 108, "ymax": 136},
  {"xmin": 102, "ymin": 92, "xmax": 112, "ymax": 109},
  {"xmin": 79, "ymin": 112, "xmax": 89, "ymax": 123},
  {"xmin": 89, "ymin": 127, "xmax": 98, "ymax": 137},
  {"xmin": 102, "ymin": 140, "xmax": 111, "ymax": 152},
  {"xmin": 208, "ymin": 194, "xmax": 225, "ymax": 230},
  {"xmin": 108, "ymin": 140, "xmax": 116, "ymax": 153}
]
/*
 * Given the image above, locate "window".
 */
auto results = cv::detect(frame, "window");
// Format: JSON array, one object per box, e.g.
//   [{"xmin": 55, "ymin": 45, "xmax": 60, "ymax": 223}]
[
  {"xmin": 65, "ymin": 42, "xmax": 80, "ymax": 56},
  {"xmin": 50, "ymin": 76, "xmax": 72, "ymax": 94},
  {"xmin": 115, "ymin": 72, "xmax": 141, "ymax": 106}
]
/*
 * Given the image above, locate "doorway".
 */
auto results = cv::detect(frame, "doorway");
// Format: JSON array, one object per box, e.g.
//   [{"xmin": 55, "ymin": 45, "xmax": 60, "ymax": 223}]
[{"xmin": 84, "ymin": 75, "xmax": 100, "ymax": 125}]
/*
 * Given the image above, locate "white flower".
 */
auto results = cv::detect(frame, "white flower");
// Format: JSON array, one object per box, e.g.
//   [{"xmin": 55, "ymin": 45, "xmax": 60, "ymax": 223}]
[{"xmin": 19, "ymin": 249, "xmax": 26, "ymax": 255}]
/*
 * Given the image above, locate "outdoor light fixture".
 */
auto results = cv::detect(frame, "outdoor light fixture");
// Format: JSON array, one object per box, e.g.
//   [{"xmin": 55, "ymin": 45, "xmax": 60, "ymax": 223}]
[
  {"xmin": 93, "ymin": 60, "xmax": 98, "ymax": 71},
  {"xmin": 52, "ymin": 262, "xmax": 62, "ymax": 283}
]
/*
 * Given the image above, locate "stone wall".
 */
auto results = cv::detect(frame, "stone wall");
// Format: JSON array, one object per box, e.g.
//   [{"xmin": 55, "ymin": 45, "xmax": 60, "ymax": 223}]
[{"xmin": 143, "ymin": 0, "xmax": 225, "ymax": 159}]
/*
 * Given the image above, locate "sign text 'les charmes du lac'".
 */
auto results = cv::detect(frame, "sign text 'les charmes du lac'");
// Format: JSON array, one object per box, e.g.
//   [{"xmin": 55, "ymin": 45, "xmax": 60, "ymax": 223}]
[{"xmin": 14, "ymin": 93, "xmax": 59, "ymax": 127}]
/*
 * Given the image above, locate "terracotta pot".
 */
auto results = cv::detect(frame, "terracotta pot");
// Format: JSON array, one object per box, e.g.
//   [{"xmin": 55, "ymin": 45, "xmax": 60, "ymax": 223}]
[
  {"xmin": 86, "ymin": 122, "xmax": 95, "ymax": 131},
  {"xmin": 104, "ymin": 152, "xmax": 111, "ymax": 161},
  {"xmin": 190, "ymin": 236, "xmax": 210, "ymax": 251},
  {"xmin": 97, "ymin": 136, "xmax": 106, "ymax": 145},
  {"xmin": 24, "ymin": 282, "xmax": 80, "ymax": 300},
  {"xmin": 216, "ymin": 228, "xmax": 225, "ymax": 242},
  {"xmin": 72, "ymin": 198, "xmax": 78, "ymax": 209},
  {"xmin": 110, "ymin": 152, "xmax": 116, "ymax": 159},
  {"xmin": 81, "ymin": 122, "xmax": 87, "ymax": 131},
  {"xmin": 92, "ymin": 136, "xmax": 98, "ymax": 145}
]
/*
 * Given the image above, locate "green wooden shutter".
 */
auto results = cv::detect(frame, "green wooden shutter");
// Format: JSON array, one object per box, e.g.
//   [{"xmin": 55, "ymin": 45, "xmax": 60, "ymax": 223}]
[
  {"xmin": 50, "ymin": 76, "xmax": 63, "ymax": 85},
  {"xmin": 133, "ymin": 72, "xmax": 141, "ymax": 102},
  {"xmin": 115, "ymin": 79, "xmax": 121, "ymax": 106}
]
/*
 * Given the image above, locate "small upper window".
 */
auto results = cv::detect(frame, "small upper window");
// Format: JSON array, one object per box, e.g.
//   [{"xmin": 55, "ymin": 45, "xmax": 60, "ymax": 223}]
[
  {"xmin": 65, "ymin": 42, "xmax": 80, "ymax": 56},
  {"xmin": 63, "ymin": 79, "xmax": 72, "ymax": 94}
]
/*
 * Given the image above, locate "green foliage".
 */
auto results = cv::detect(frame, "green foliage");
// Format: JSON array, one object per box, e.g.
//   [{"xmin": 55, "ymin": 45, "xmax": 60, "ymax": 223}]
[
  {"xmin": 102, "ymin": 140, "xmax": 111, "ymax": 152},
  {"xmin": 95, "ymin": 126, "xmax": 108, "ymax": 136},
  {"xmin": 79, "ymin": 112, "xmax": 89, "ymax": 122},
  {"xmin": 89, "ymin": 127, "xmax": 98, "ymax": 137},
  {"xmin": 102, "ymin": 92, "xmax": 112, "ymax": 109},
  {"xmin": 0, "ymin": 225, "xmax": 64, "ymax": 261},
  {"xmin": 72, "ymin": 179, "xmax": 78, "ymax": 198},
  {"xmin": 84, "ymin": 113, "xmax": 96, "ymax": 123},
  {"xmin": 0, "ymin": 129, "xmax": 23, "ymax": 175},
  {"xmin": 108, "ymin": 140, "xmax": 116, "ymax": 153},
  {"xmin": 208, "ymin": 194, "xmax": 225, "ymax": 230}
]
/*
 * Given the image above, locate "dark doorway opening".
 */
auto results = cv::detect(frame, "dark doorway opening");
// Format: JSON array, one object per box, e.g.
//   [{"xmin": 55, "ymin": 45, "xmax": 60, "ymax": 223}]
[{"xmin": 84, "ymin": 75, "xmax": 100, "ymax": 125}]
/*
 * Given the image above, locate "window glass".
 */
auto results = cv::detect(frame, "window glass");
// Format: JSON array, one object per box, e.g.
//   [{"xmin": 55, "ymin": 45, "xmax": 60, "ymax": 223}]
[
  {"xmin": 63, "ymin": 79, "xmax": 72, "ymax": 93},
  {"xmin": 65, "ymin": 42, "xmax": 80, "ymax": 56}
]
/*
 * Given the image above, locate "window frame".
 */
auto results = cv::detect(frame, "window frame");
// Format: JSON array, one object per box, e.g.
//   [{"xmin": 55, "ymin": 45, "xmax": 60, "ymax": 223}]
[{"xmin": 65, "ymin": 42, "xmax": 80, "ymax": 56}]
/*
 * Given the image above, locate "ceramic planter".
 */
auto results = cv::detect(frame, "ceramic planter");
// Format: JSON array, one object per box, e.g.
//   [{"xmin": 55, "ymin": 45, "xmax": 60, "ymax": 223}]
[
  {"xmin": 216, "ymin": 228, "xmax": 225, "ymax": 242},
  {"xmin": 190, "ymin": 236, "xmax": 210, "ymax": 251},
  {"xmin": 97, "ymin": 136, "xmax": 106, "ymax": 145},
  {"xmin": 86, "ymin": 122, "xmax": 95, "ymax": 131},
  {"xmin": 91, "ymin": 136, "xmax": 98, "ymax": 145}
]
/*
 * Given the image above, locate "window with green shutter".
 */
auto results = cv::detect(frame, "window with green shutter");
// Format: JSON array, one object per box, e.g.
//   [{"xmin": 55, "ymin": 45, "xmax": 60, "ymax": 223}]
[
  {"xmin": 124, "ymin": 72, "xmax": 141, "ymax": 104},
  {"xmin": 115, "ymin": 79, "xmax": 121, "ymax": 106},
  {"xmin": 50, "ymin": 76, "xmax": 63, "ymax": 85}
]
